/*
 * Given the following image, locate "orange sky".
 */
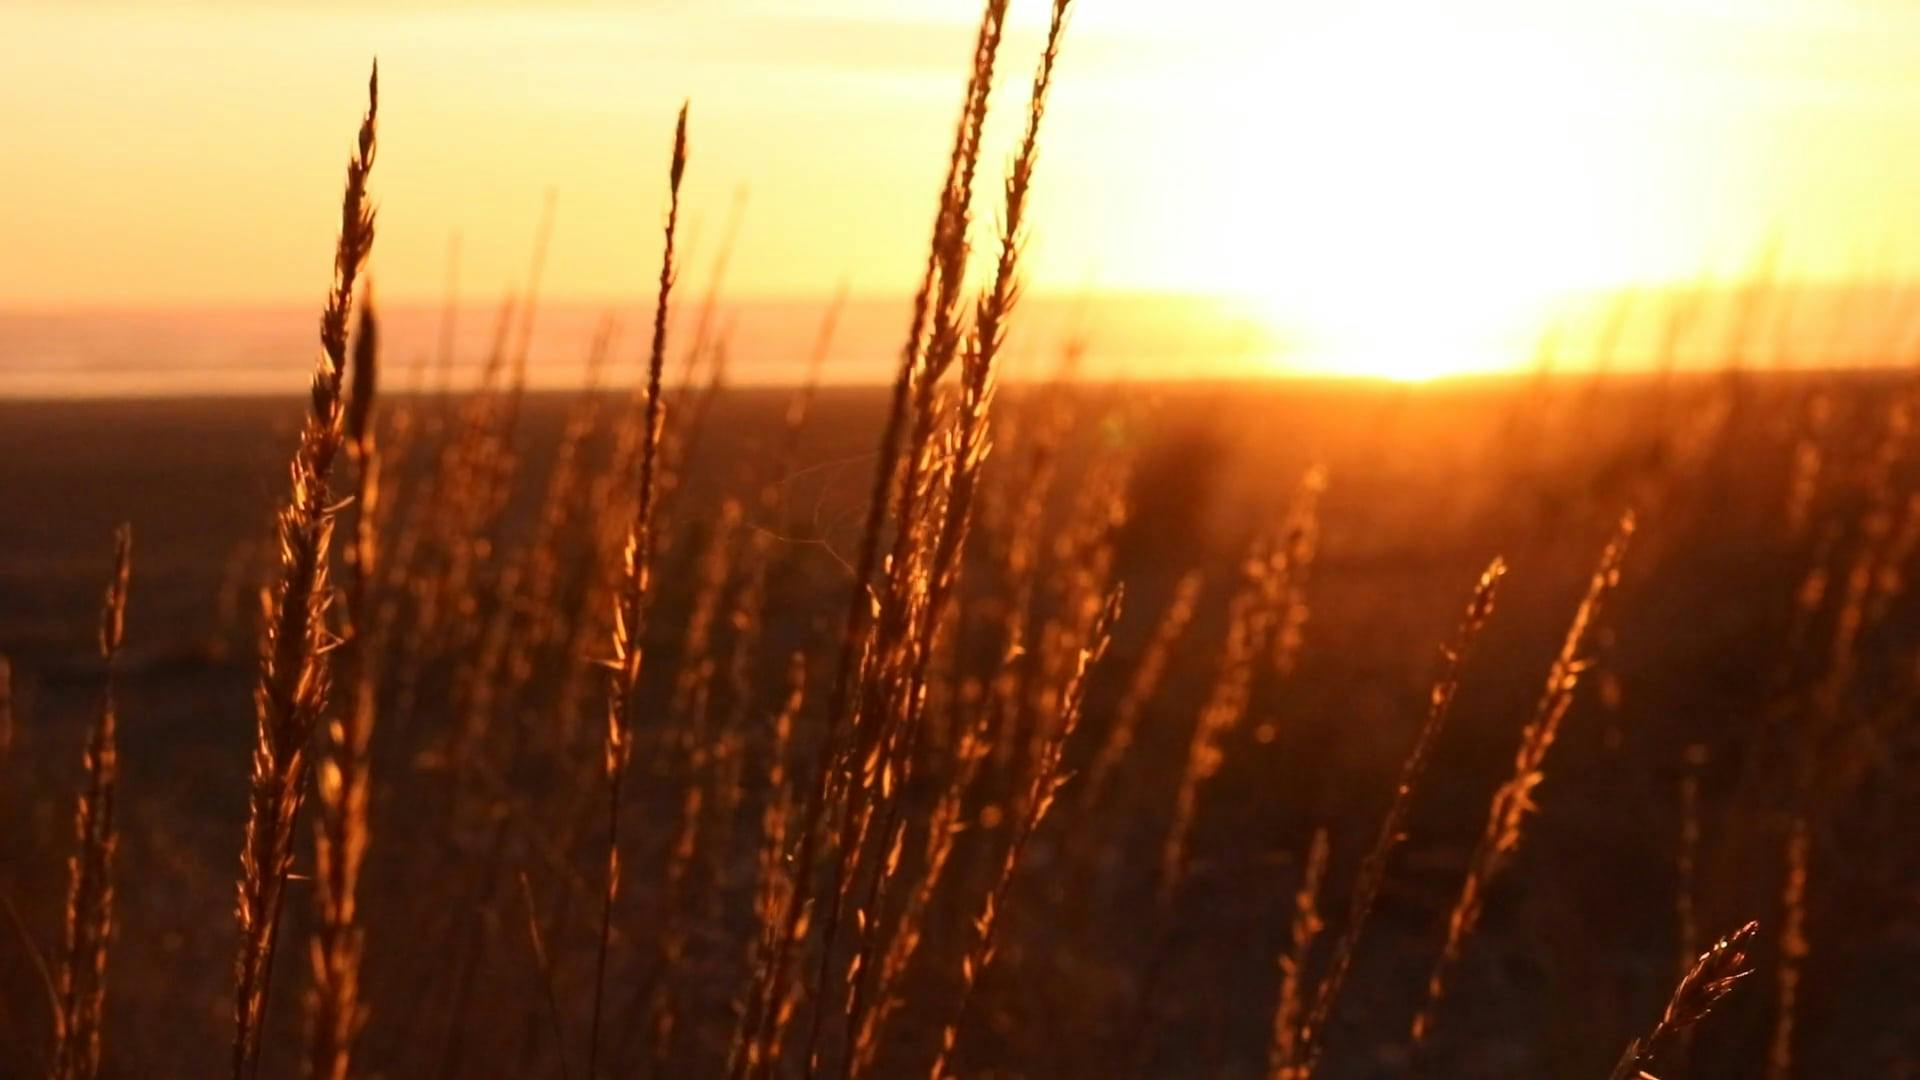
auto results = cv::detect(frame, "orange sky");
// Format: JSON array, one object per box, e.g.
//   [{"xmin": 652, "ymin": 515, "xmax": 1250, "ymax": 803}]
[{"xmin": 10, "ymin": 1, "xmax": 1920, "ymax": 378}]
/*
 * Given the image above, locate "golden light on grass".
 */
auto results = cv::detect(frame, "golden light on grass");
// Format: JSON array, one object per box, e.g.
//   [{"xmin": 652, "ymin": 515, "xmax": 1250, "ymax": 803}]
[{"xmin": 9, "ymin": 2, "xmax": 1920, "ymax": 1078}]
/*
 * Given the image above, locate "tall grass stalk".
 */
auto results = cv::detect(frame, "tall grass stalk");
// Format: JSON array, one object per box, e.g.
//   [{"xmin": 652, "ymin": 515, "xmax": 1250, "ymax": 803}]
[
  {"xmin": 1081, "ymin": 568, "xmax": 1203, "ymax": 815},
  {"xmin": 1767, "ymin": 817, "xmax": 1809, "ymax": 1080},
  {"xmin": 51, "ymin": 526, "xmax": 131, "ymax": 1080},
  {"xmin": 808, "ymin": 7, "xmax": 1014, "ymax": 1052},
  {"xmin": 230, "ymin": 64, "xmax": 376, "ymax": 1080},
  {"xmin": 1267, "ymin": 828, "xmax": 1328, "ymax": 1080},
  {"xmin": 588, "ymin": 101, "xmax": 688, "ymax": 1080},
  {"xmin": 1609, "ymin": 921, "xmax": 1758, "ymax": 1080},
  {"xmin": 1411, "ymin": 512, "xmax": 1634, "ymax": 1048},
  {"xmin": 838, "ymin": 4, "xmax": 1076, "ymax": 1068},
  {"xmin": 924, "ymin": 587, "xmax": 1120, "ymax": 1080},
  {"xmin": 741, "ymin": 6, "xmax": 1010, "ymax": 1073},
  {"xmin": 307, "ymin": 290, "xmax": 380, "ymax": 1080},
  {"xmin": 1160, "ymin": 470, "xmax": 1323, "ymax": 905},
  {"xmin": 1292, "ymin": 558, "xmax": 1505, "ymax": 1076}
]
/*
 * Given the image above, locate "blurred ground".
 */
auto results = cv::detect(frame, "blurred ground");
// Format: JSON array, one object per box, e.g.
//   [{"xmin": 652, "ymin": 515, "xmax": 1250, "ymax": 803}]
[{"xmin": 1, "ymin": 375, "xmax": 1916, "ymax": 1077}]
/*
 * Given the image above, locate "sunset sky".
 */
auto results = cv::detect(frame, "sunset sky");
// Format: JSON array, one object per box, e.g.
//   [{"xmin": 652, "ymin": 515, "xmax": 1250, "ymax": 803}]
[{"xmin": 10, "ymin": 1, "xmax": 1920, "ymax": 380}]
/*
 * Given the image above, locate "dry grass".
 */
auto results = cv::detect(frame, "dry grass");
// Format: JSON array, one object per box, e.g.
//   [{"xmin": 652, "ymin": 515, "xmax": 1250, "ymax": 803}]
[
  {"xmin": 1609, "ymin": 920, "xmax": 1759, "ymax": 1080},
  {"xmin": 590, "ymin": 100, "xmax": 689, "ymax": 1080},
  {"xmin": 50, "ymin": 526, "xmax": 130, "ymax": 1080},
  {"xmin": 1268, "ymin": 827, "xmax": 1328, "ymax": 1080},
  {"xmin": 10, "ymin": 7, "xmax": 1920, "ymax": 1080},
  {"xmin": 740, "ymin": 4, "xmax": 1014, "ymax": 1073},
  {"xmin": 925, "ymin": 587, "xmax": 1119, "ymax": 1080},
  {"xmin": 1768, "ymin": 816, "xmax": 1810, "ymax": 1080},
  {"xmin": 1290, "ymin": 557, "xmax": 1507, "ymax": 1076},
  {"xmin": 1412, "ymin": 510, "xmax": 1634, "ymax": 1048},
  {"xmin": 306, "ymin": 290, "xmax": 379, "ymax": 1080},
  {"xmin": 1160, "ymin": 468, "xmax": 1322, "ymax": 906},
  {"xmin": 230, "ymin": 62, "xmax": 376, "ymax": 1080}
]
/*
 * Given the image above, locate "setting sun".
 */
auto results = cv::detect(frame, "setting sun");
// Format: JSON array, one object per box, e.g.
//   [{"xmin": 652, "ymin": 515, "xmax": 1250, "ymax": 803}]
[
  {"xmin": 13, "ymin": 1, "xmax": 1920, "ymax": 387},
  {"xmin": 9, "ymin": 3, "xmax": 1920, "ymax": 1077},
  {"xmin": 1162, "ymin": 1, "xmax": 1874, "ymax": 380}
]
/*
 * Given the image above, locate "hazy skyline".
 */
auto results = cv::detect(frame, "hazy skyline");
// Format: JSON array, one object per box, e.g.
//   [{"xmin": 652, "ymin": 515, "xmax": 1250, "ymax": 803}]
[{"xmin": 11, "ymin": 1, "xmax": 1920, "ymax": 376}]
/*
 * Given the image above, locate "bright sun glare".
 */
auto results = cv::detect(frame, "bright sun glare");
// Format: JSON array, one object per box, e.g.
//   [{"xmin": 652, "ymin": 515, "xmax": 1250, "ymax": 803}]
[
  {"xmin": 1165, "ymin": 2, "xmax": 1715, "ymax": 382},
  {"xmin": 10, "ymin": 0, "xmax": 1918, "ymax": 390}
]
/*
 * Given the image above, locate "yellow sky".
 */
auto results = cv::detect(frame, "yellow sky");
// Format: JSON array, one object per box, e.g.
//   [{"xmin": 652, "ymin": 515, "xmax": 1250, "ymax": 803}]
[{"xmin": 9, "ymin": 1, "xmax": 1920, "ymax": 378}]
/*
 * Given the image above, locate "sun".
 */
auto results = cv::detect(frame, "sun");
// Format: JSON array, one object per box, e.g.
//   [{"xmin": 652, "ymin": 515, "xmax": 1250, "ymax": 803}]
[
  {"xmin": 1132, "ymin": 1, "xmax": 1701, "ymax": 383},
  {"xmin": 1248, "ymin": 277, "xmax": 1557, "ymax": 383},
  {"xmin": 1283, "ymin": 343, "xmax": 1510, "ymax": 384}
]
